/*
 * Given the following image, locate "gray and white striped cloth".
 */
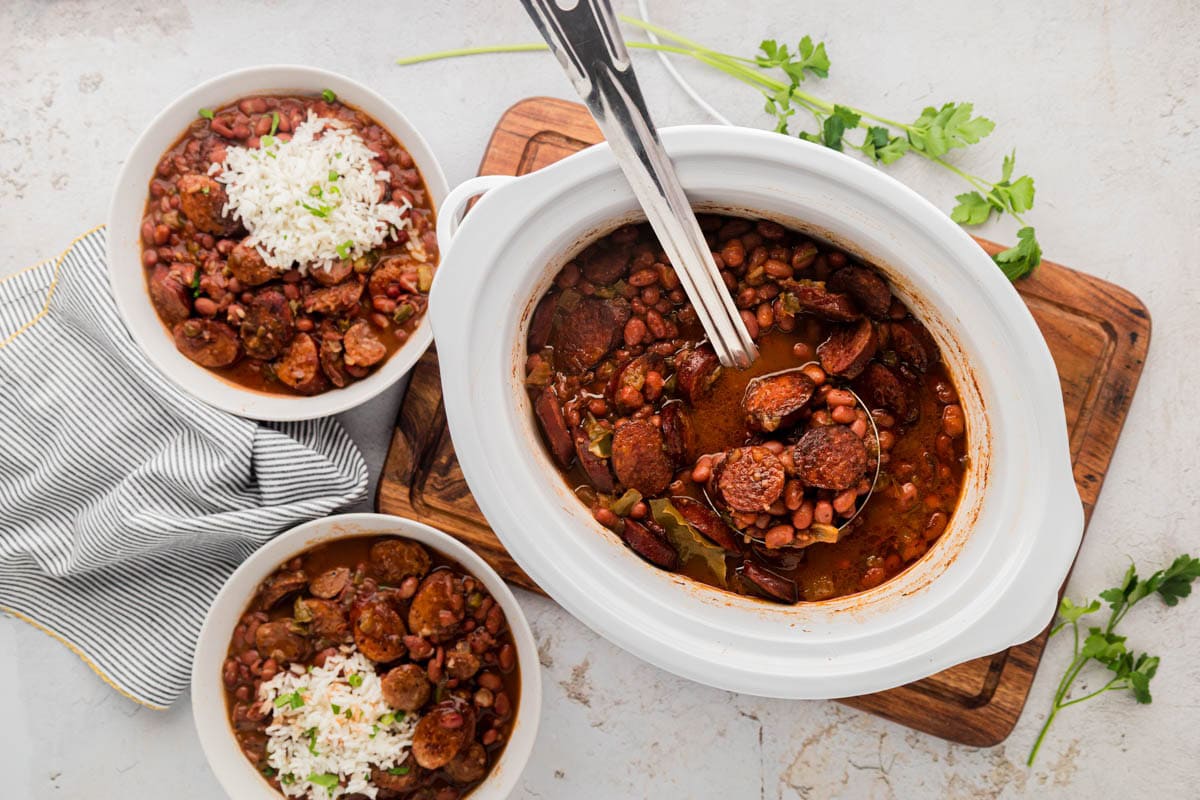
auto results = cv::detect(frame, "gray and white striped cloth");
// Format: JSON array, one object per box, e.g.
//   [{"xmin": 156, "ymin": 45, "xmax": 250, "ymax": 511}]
[{"xmin": 0, "ymin": 228, "xmax": 368, "ymax": 708}]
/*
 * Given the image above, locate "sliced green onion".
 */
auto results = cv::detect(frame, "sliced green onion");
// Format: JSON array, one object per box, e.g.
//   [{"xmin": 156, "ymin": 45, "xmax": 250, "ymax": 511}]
[
  {"xmin": 330, "ymin": 704, "xmax": 341, "ymax": 714},
  {"xmin": 198, "ymin": 108, "xmax": 214, "ymax": 120},
  {"xmin": 347, "ymin": 673, "xmax": 363, "ymax": 688},
  {"xmin": 379, "ymin": 712, "xmax": 396, "ymax": 725},
  {"xmin": 269, "ymin": 111, "xmax": 280, "ymax": 136},
  {"xmin": 336, "ymin": 240, "xmax": 354, "ymax": 259},
  {"xmin": 322, "ymin": 89, "xmax": 337, "ymax": 102},
  {"xmin": 387, "ymin": 766, "xmax": 410, "ymax": 776},
  {"xmin": 307, "ymin": 772, "xmax": 338, "ymax": 792},
  {"xmin": 328, "ymin": 170, "xmax": 340, "ymax": 182}
]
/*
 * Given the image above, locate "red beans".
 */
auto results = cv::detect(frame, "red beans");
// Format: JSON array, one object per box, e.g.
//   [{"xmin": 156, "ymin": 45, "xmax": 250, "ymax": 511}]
[
  {"xmin": 624, "ymin": 317, "xmax": 646, "ymax": 347},
  {"xmin": 739, "ymin": 309, "xmax": 760, "ymax": 339},
  {"xmin": 141, "ymin": 249, "xmax": 158, "ymax": 267},
  {"xmin": 942, "ymin": 404, "xmax": 966, "ymax": 438},
  {"xmin": 720, "ymin": 239, "xmax": 745, "ymax": 267}
]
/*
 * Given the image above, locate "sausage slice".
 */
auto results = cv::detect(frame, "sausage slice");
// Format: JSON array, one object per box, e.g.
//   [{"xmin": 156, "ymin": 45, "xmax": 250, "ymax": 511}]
[
  {"xmin": 443, "ymin": 742, "xmax": 489, "ymax": 784},
  {"xmin": 302, "ymin": 281, "xmax": 363, "ymax": 316},
  {"xmin": 573, "ymin": 428, "xmax": 615, "ymax": 493},
  {"xmin": 887, "ymin": 321, "xmax": 931, "ymax": 373},
  {"xmin": 610, "ymin": 419, "xmax": 674, "ymax": 496},
  {"xmin": 817, "ymin": 318, "xmax": 878, "ymax": 379},
  {"xmin": 227, "ymin": 241, "xmax": 277, "ymax": 287},
  {"xmin": 380, "ymin": 663, "xmax": 432, "ymax": 712},
  {"xmin": 551, "ymin": 297, "xmax": 617, "ymax": 373},
  {"xmin": 527, "ymin": 293, "xmax": 558, "ymax": 351},
  {"xmin": 309, "ymin": 258, "xmax": 354, "ymax": 287},
  {"xmin": 673, "ymin": 496, "xmax": 741, "ymax": 551},
  {"xmin": 254, "ymin": 620, "xmax": 310, "ymax": 663},
  {"xmin": 173, "ymin": 319, "xmax": 240, "ymax": 367},
  {"xmin": 715, "ymin": 446, "xmax": 786, "ymax": 512},
  {"xmin": 240, "ymin": 289, "xmax": 294, "ymax": 360},
  {"xmin": 659, "ymin": 402, "xmax": 696, "ymax": 468},
  {"xmin": 742, "ymin": 561, "xmax": 798, "ymax": 603},
  {"xmin": 370, "ymin": 539, "xmax": 432, "ymax": 585},
  {"xmin": 581, "ymin": 242, "xmax": 631, "ymax": 284},
  {"xmin": 781, "ymin": 279, "xmax": 861, "ymax": 321},
  {"xmin": 621, "ymin": 518, "xmax": 678, "ymax": 569},
  {"xmin": 178, "ymin": 173, "xmax": 236, "ymax": 236},
  {"xmin": 308, "ymin": 567, "xmax": 350, "ymax": 599},
  {"xmin": 148, "ymin": 264, "xmax": 192, "ymax": 324},
  {"xmin": 828, "ymin": 266, "xmax": 892, "ymax": 318},
  {"xmin": 854, "ymin": 362, "xmax": 914, "ymax": 422},
  {"xmin": 674, "ymin": 345, "xmax": 722, "ymax": 404},
  {"xmin": 256, "ymin": 570, "xmax": 308, "ymax": 610},
  {"xmin": 275, "ymin": 332, "xmax": 322, "ymax": 393},
  {"xmin": 534, "ymin": 386, "xmax": 575, "ymax": 468},
  {"xmin": 743, "ymin": 371, "xmax": 816, "ymax": 432},
  {"xmin": 793, "ymin": 425, "xmax": 868, "ymax": 491},
  {"xmin": 352, "ymin": 596, "xmax": 407, "ymax": 662},
  {"xmin": 411, "ymin": 701, "xmax": 475, "ymax": 770},
  {"xmin": 343, "ymin": 320, "xmax": 387, "ymax": 368},
  {"xmin": 407, "ymin": 570, "xmax": 465, "ymax": 642}
]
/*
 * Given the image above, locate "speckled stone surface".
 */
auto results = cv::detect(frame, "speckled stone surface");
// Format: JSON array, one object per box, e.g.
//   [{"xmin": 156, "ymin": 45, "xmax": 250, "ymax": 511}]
[{"xmin": 2, "ymin": 1, "xmax": 1198, "ymax": 797}]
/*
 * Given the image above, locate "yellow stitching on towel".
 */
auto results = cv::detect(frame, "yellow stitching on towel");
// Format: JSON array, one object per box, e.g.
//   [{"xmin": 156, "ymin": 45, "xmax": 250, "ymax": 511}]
[
  {"xmin": 0, "ymin": 224, "xmax": 106, "ymax": 350},
  {"xmin": 0, "ymin": 604, "xmax": 167, "ymax": 711}
]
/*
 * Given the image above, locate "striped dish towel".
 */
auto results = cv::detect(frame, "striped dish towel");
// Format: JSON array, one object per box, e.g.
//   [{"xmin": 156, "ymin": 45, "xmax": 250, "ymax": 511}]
[{"xmin": 0, "ymin": 228, "xmax": 368, "ymax": 708}]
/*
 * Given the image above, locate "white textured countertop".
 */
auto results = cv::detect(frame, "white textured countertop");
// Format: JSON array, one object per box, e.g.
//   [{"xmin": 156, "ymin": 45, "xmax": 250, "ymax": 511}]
[{"xmin": 2, "ymin": 1, "xmax": 1198, "ymax": 797}]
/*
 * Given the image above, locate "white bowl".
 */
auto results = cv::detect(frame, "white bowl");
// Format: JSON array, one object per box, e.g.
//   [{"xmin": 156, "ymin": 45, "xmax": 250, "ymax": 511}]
[
  {"xmin": 191, "ymin": 513, "xmax": 541, "ymax": 799},
  {"xmin": 429, "ymin": 126, "xmax": 1083, "ymax": 700},
  {"xmin": 108, "ymin": 65, "xmax": 448, "ymax": 421}
]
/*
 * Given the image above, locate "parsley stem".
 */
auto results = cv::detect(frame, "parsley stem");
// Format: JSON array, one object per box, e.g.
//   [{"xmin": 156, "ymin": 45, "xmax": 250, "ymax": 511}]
[
  {"xmin": 1059, "ymin": 679, "xmax": 1121, "ymax": 708},
  {"xmin": 395, "ymin": 43, "xmax": 547, "ymax": 65}
]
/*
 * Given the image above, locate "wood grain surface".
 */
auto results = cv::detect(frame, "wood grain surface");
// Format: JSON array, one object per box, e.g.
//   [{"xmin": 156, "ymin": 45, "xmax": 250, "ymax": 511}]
[{"xmin": 378, "ymin": 97, "xmax": 1152, "ymax": 746}]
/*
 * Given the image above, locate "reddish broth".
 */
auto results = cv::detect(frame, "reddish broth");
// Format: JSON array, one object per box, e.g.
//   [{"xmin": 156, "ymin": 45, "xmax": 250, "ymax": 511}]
[
  {"xmin": 525, "ymin": 215, "xmax": 968, "ymax": 603},
  {"xmin": 223, "ymin": 536, "xmax": 519, "ymax": 799}
]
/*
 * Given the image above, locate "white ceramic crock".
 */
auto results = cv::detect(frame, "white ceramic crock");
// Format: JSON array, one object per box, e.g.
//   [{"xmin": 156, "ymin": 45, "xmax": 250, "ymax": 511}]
[
  {"xmin": 429, "ymin": 126, "xmax": 1083, "ymax": 700},
  {"xmin": 108, "ymin": 66, "xmax": 447, "ymax": 421},
  {"xmin": 192, "ymin": 513, "xmax": 540, "ymax": 799}
]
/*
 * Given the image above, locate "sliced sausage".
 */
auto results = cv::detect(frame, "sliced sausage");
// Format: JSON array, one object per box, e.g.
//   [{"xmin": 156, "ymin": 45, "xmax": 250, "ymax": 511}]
[
  {"xmin": 854, "ymin": 362, "xmax": 914, "ymax": 422},
  {"xmin": 148, "ymin": 264, "xmax": 191, "ymax": 324},
  {"xmin": 793, "ymin": 425, "xmax": 868, "ymax": 491},
  {"xmin": 674, "ymin": 345, "xmax": 722, "ymax": 404},
  {"xmin": 817, "ymin": 318, "xmax": 878, "ymax": 379},
  {"xmin": 302, "ymin": 281, "xmax": 363, "ymax": 316},
  {"xmin": 411, "ymin": 701, "xmax": 475, "ymax": 770},
  {"xmin": 343, "ymin": 320, "xmax": 387, "ymax": 368},
  {"xmin": 240, "ymin": 289, "xmax": 294, "ymax": 360},
  {"xmin": 743, "ymin": 371, "xmax": 816, "ymax": 433},
  {"xmin": 621, "ymin": 518, "xmax": 678, "ymax": 569},
  {"xmin": 317, "ymin": 323, "xmax": 347, "ymax": 388},
  {"xmin": 659, "ymin": 402, "xmax": 696, "ymax": 468},
  {"xmin": 715, "ymin": 446, "xmax": 786, "ymax": 512},
  {"xmin": 352, "ymin": 596, "xmax": 407, "ymax": 662},
  {"xmin": 309, "ymin": 567, "xmax": 350, "ymax": 599},
  {"xmin": 254, "ymin": 620, "xmax": 310, "ymax": 663},
  {"xmin": 581, "ymin": 242, "xmax": 631, "ymax": 284},
  {"xmin": 742, "ymin": 561, "xmax": 798, "ymax": 603},
  {"xmin": 227, "ymin": 241, "xmax": 277, "ymax": 287},
  {"xmin": 781, "ymin": 279, "xmax": 861, "ymax": 321},
  {"xmin": 887, "ymin": 321, "xmax": 930, "ymax": 373},
  {"xmin": 275, "ymin": 333, "xmax": 322, "ymax": 393},
  {"xmin": 445, "ymin": 645, "xmax": 482, "ymax": 680},
  {"xmin": 173, "ymin": 319, "xmax": 240, "ymax": 367},
  {"xmin": 551, "ymin": 297, "xmax": 617, "ymax": 373},
  {"xmin": 370, "ymin": 759, "xmax": 423, "ymax": 793},
  {"xmin": 534, "ymin": 386, "xmax": 575, "ymax": 468},
  {"xmin": 443, "ymin": 742, "xmax": 488, "ymax": 784},
  {"xmin": 178, "ymin": 173, "xmax": 236, "ymax": 236},
  {"xmin": 309, "ymin": 258, "xmax": 354, "ymax": 286},
  {"xmin": 527, "ymin": 293, "xmax": 557, "ymax": 351},
  {"xmin": 573, "ymin": 428, "xmax": 615, "ymax": 493},
  {"xmin": 407, "ymin": 570, "xmax": 465, "ymax": 641},
  {"xmin": 828, "ymin": 266, "xmax": 892, "ymax": 318},
  {"xmin": 610, "ymin": 419, "xmax": 673, "ymax": 496},
  {"xmin": 256, "ymin": 570, "xmax": 308, "ymax": 610},
  {"xmin": 673, "ymin": 496, "xmax": 741, "ymax": 551},
  {"xmin": 380, "ymin": 663, "xmax": 432, "ymax": 712},
  {"xmin": 299, "ymin": 598, "xmax": 349, "ymax": 642},
  {"xmin": 370, "ymin": 539, "xmax": 432, "ymax": 585}
]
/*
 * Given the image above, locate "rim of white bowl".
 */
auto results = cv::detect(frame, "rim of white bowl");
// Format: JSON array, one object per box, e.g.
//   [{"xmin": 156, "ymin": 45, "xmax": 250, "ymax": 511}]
[
  {"xmin": 191, "ymin": 513, "xmax": 541, "ymax": 800},
  {"xmin": 107, "ymin": 65, "xmax": 447, "ymax": 421}
]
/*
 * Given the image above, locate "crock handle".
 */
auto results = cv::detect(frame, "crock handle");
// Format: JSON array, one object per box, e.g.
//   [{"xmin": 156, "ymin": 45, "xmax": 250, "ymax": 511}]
[{"xmin": 436, "ymin": 174, "xmax": 518, "ymax": 249}]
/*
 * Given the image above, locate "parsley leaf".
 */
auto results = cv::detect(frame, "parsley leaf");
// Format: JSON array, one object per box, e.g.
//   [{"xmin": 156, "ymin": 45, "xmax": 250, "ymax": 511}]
[
  {"xmin": 1028, "ymin": 554, "xmax": 1199, "ymax": 765},
  {"xmin": 907, "ymin": 102, "xmax": 995, "ymax": 158},
  {"xmin": 820, "ymin": 105, "xmax": 861, "ymax": 152},
  {"xmin": 950, "ymin": 192, "xmax": 992, "ymax": 226},
  {"xmin": 993, "ymin": 226, "xmax": 1042, "ymax": 280},
  {"xmin": 307, "ymin": 772, "xmax": 339, "ymax": 792},
  {"xmin": 861, "ymin": 126, "xmax": 909, "ymax": 164}
]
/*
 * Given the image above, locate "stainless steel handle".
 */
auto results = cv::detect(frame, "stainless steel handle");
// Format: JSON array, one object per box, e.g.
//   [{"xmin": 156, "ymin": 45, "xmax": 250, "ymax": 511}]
[{"xmin": 520, "ymin": 0, "xmax": 758, "ymax": 368}]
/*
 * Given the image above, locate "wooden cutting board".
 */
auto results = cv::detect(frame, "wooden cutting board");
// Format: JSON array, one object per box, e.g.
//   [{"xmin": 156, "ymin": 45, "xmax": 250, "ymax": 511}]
[{"xmin": 378, "ymin": 97, "xmax": 1151, "ymax": 746}]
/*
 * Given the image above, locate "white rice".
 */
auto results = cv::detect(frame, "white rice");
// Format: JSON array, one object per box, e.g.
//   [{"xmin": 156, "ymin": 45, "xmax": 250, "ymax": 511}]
[
  {"xmin": 213, "ymin": 111, "xmax": 420, "ymax": 275},
  {"xmin": 258, "ymin": 647, "xmax": 418, "ymax": 799}
]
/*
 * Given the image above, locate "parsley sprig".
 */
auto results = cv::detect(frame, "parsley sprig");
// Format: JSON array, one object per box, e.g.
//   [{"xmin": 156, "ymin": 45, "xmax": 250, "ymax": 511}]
[
  {"xmin": 1027, "ymin": 554, "xmax": 1200, "ymax": 765},
  {"xmin": 398, "ymin": 19, "xmax": 1044, "ymax": 280}
]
